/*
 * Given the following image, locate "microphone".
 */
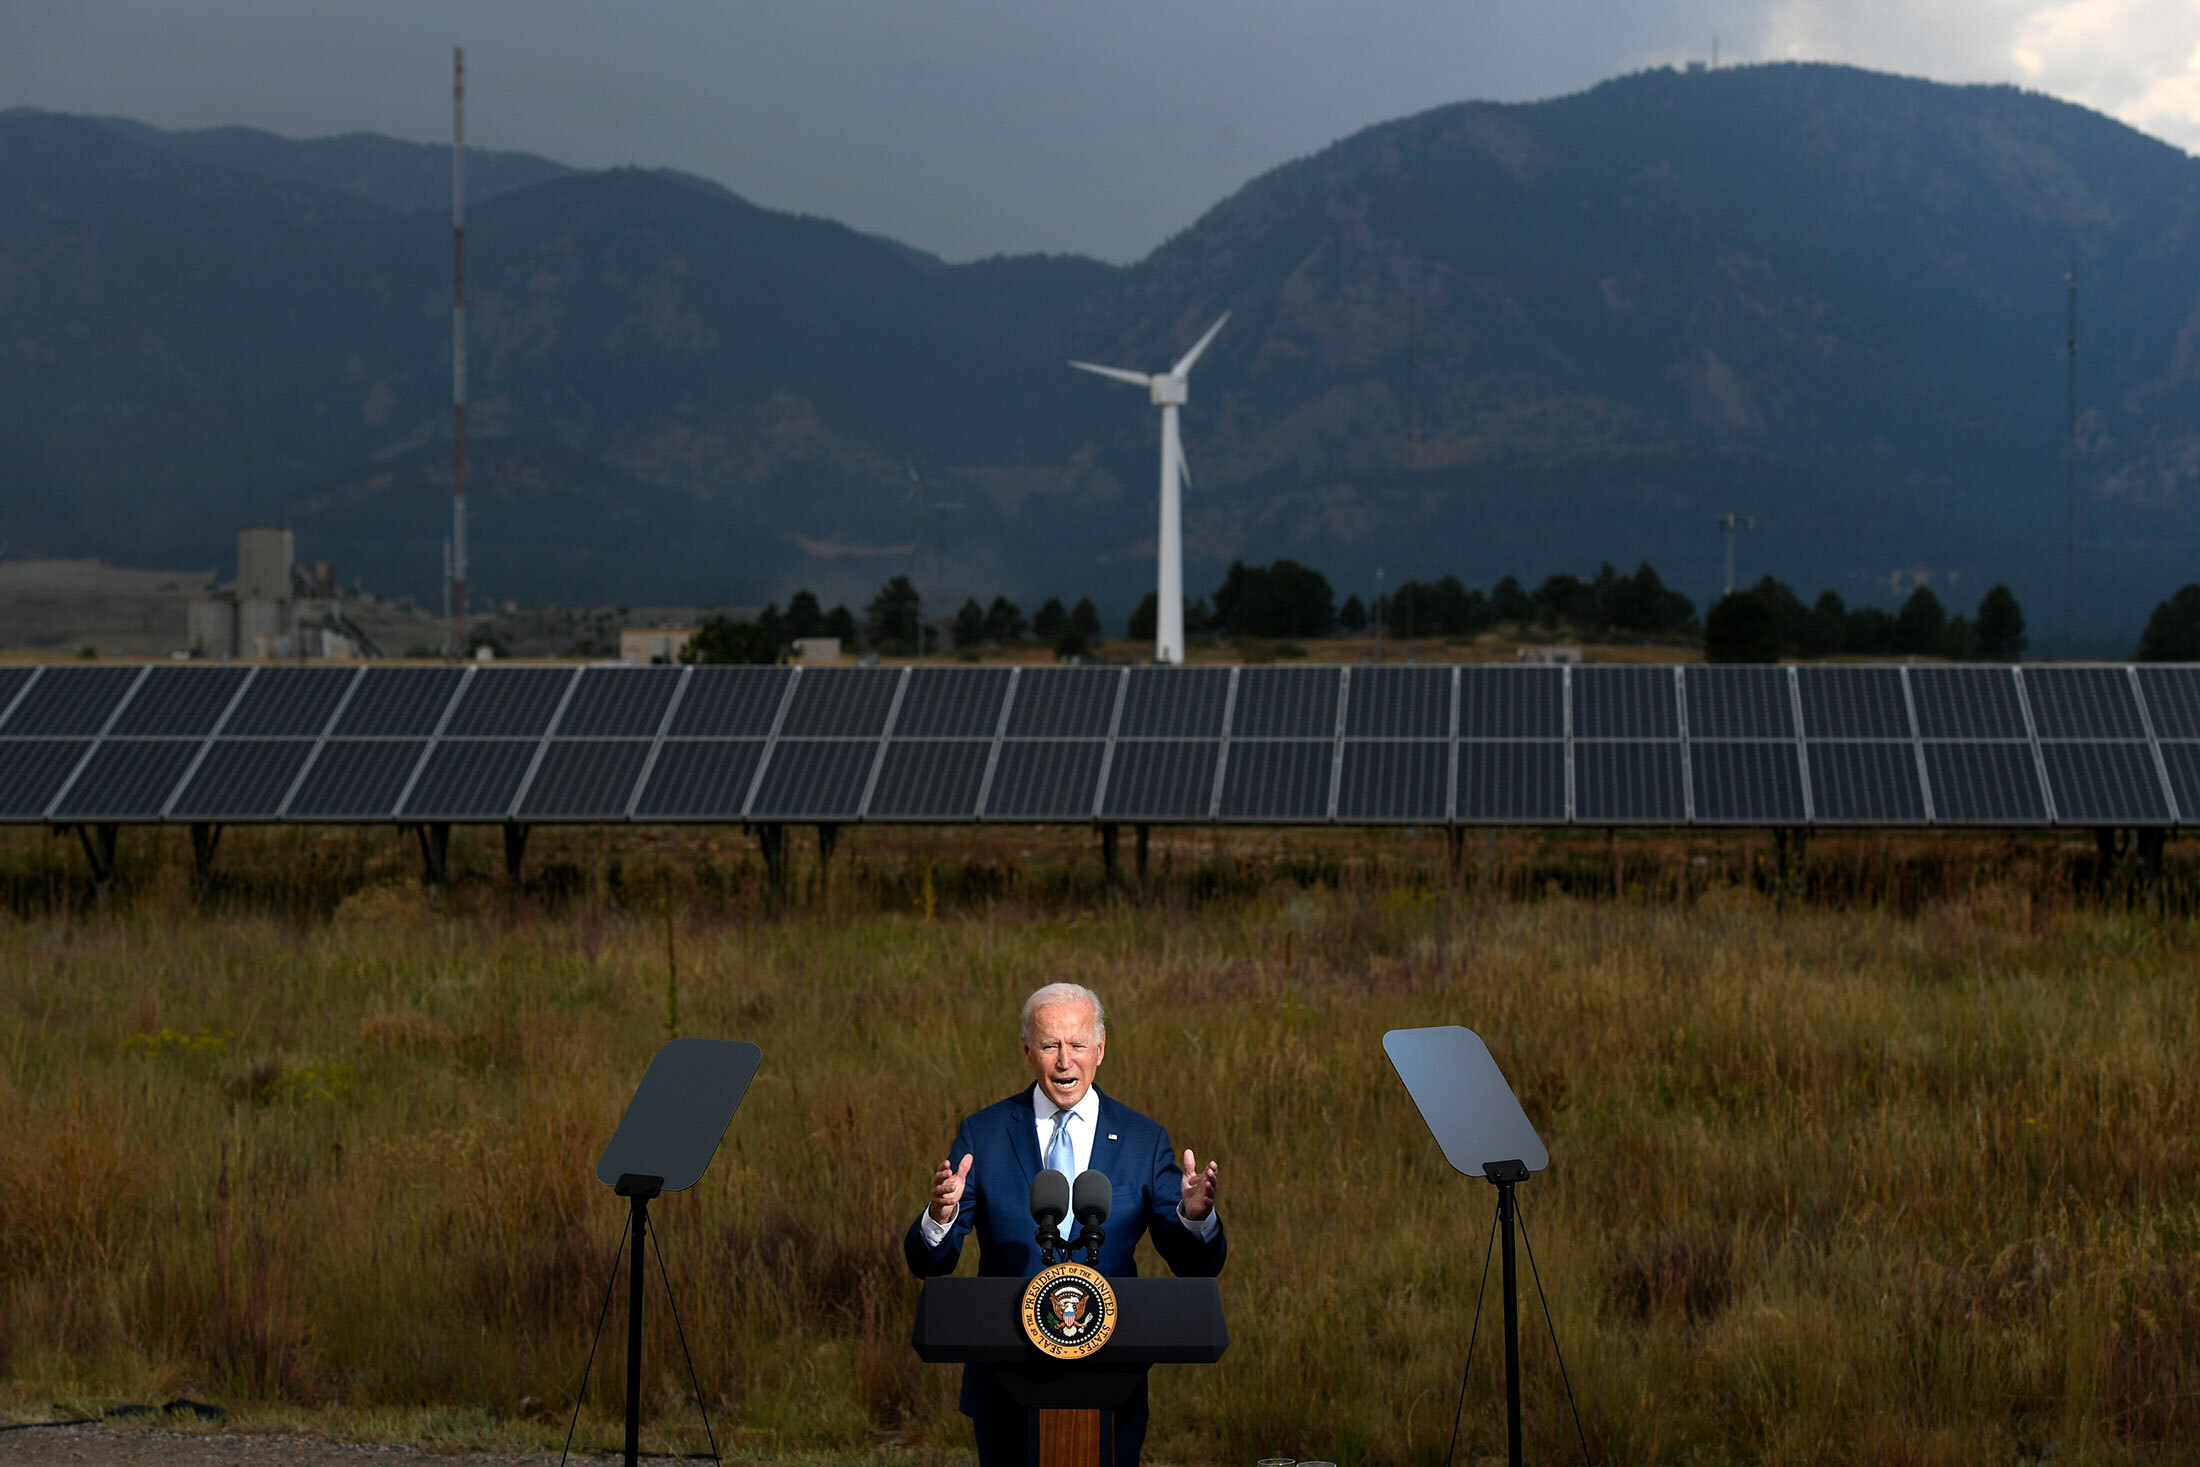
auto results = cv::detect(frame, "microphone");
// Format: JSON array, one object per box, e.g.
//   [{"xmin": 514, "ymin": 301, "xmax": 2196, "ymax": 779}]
[
  {"xmin": 1029, "ymin": 1168, "xmax": 1070, "ymax": 1235},
  {"xmin": 1071, "ymin": 1169, "xmax": 1112, "ymax": 1229}
]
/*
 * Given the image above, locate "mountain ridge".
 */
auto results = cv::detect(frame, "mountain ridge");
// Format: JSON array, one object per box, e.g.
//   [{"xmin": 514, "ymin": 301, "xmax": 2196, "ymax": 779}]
[{"xmin": 5, "ymin": 65, "xmax": 2199, "ymax": 648}]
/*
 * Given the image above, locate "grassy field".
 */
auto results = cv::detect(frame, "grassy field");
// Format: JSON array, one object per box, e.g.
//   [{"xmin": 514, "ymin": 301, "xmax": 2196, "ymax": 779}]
[{"xmin": 1, "ymin": 822, "xmax": 2195, "ymax": 1466}]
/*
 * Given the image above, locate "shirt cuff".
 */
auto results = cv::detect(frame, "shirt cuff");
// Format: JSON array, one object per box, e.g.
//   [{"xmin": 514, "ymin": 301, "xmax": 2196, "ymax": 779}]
[
  {"xmin": 918, "ymin": 1208, "xmax": 952, "ymax": 1247},
  {"xmin": 1176, "ymin": 1203, "xmax": 1219, "ymax": 1241}
]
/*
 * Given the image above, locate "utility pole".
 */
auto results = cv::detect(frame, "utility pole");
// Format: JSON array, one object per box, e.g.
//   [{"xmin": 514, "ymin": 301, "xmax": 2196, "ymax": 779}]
[
  {"xmin": 2066, "ymin": 259, "xmax": 2078, "ymax": 652},
  {"xmin": 450, "ymin": 47, "xmax": 469, "ymax": 658},
  {"xmin": 1715, "ymin": 514, "xmax": 1754, "ymax": 598}
]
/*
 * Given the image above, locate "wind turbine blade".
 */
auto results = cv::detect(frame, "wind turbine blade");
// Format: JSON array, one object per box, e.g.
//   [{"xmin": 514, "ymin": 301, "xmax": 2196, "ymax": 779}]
[
  {"xmin": 1068, "ymin": 360, "xmax": 1154, "ymax": 389},
  {"xmin": 1177, "ymin": 441, "xmax": 1193, "ymax": 492},
  {"xmin": 1171, "ymin": 313, "xmax": 1230, "ymax": 377}
]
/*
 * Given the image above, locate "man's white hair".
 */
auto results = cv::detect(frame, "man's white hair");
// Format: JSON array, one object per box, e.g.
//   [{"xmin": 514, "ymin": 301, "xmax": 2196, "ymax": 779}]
[{"xmin": 1021, "ymin": 982, "xmax": 1106, "ymax": 1043}]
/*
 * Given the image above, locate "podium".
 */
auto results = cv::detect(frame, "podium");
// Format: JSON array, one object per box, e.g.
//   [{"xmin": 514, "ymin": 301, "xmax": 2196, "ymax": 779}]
[{"xmin": 913, "ymin": 1276, "xmax": 1228, "ymax": 1467}]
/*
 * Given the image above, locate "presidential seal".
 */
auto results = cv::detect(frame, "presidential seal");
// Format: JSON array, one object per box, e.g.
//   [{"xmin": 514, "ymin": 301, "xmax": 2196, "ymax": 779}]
[{"xmin": 1021, "ymin": 1261, "xmax": 1117, "ymax": 1360}]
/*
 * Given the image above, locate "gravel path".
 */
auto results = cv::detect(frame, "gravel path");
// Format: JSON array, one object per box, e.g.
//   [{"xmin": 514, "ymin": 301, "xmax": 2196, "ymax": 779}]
[{"xmin": 0, "ymin": 1425, "xmax": 592, "ymax": 1467}]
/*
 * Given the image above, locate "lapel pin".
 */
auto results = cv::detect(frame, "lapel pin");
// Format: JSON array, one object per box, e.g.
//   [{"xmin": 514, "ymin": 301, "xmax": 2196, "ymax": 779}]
[{"xmin": 1108, "ymin": 1133, "xmax": 1118, "ymax": 1140}]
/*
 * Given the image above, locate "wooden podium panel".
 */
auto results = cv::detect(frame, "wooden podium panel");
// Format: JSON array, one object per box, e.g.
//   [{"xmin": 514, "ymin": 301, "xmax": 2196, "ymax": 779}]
[{"xmin": 1039, "ymin": 1408, "xmax": 1104, "ymax": 1467}]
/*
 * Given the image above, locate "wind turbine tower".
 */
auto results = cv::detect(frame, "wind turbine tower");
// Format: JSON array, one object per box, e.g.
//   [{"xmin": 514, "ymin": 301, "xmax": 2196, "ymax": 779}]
[
  {"xmin": 1070, "ymin": 314, "xmax": 1229, "ymax": 664},
  {"xmin": 1715, "ymin": 513, "xmax": 1754, "ymax": 598}
]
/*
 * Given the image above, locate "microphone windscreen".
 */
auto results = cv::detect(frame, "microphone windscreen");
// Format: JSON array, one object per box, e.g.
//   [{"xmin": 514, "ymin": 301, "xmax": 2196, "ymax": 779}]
[
  {"xmin": 1072, "ymin": 1168, "xmax": 1112, "ymax": 1224},
  {"xmin": 1030, "ymin": 1167, "xmax": 1071, "ymax": 1226}
]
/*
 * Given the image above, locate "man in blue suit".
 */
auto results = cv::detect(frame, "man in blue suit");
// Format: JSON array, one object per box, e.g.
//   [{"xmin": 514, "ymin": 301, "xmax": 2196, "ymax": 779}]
[{"xmin": 904, "ymin": 982, "xmax": 1225, "ymax": 1467}]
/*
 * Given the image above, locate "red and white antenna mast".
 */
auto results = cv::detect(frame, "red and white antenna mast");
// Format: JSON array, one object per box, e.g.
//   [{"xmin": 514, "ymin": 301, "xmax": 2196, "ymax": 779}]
[{"xmin": 450, "ymin": 46, "xmax": 469, "ymax": 657}]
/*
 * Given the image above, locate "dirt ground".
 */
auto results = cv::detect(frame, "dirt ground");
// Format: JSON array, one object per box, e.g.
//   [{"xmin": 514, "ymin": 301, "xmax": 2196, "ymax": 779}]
[{"xmin": 0, "ymin": 1424, "xmax": 601, "ymax": 1467}]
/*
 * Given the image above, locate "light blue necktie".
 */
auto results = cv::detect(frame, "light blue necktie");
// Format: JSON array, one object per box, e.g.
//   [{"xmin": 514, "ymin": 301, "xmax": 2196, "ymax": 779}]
[{"xmin": 1046, "ymin": 1107, "xmax": 1076, "ymax": 1239}]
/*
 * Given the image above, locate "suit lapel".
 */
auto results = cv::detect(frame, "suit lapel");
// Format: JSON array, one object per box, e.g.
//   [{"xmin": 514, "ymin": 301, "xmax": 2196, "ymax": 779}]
[
  {"xmin": 1089, "ymin": 1090, "xmax": 1126, "ymax": 1191},
  {"xmin": 1005, "ymin": 1086, "xmax": 1041, "ymax": 1192}
]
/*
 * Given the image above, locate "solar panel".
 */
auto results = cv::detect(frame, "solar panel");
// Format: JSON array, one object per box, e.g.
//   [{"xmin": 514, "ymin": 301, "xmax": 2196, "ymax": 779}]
[
  {"xmin": 1, "ymin": 665, "xmax": 142, "ymax": 736},
  {"xmin": 984, "ymin": 741, "xmax": 1106, "ymax": 819},
  {"xmin": 1572, "ymin": 741, "xmax": 1685, "ymax": 823},
  {"xmin": 284, "ymin": 740, "xmax": 427, "ymax": 818},
  {"xmin": 1795, "ymin": 666, "xmax": 1912, "ymax": 739},
  {"xmin": 779, "ymin": 668, "xmax": 901, "ymax": 738},
  {"xmin": 2039, "ymin": 742, "xmax": 2169, "ymax": 824},
  {"xmin": 168, "ymin": 740, "xmax": 317, "ymax": 819},
  {"xmin": 1909, "ymin": 667, "xmax": 2027, "ymax": 740},
  {"xmin": 0, "ymin": 740, "xmax": 91, "ymax": 817},
  {"xmin": 748, "ymin": 739, "xmax": 879, "ymax": 818},
  {"xmin": 519, "ymin": 741, "xmax": 653, "ymax": 819},
  {"xmin": 0, "ymin": 668, "xmax": 34, "ymax": 721},
  {"xmin": 51, "ymin": 739, "xmax": 201, "ymax": 819},
  {"xmin": 1117, "ymin": 669, "xmax": 1231, "ymax": 737},
  {"xmin": 558, "ymin": 667, "xmax": 683, "ymax": 737},
  {"xmin": 221, "ymin": 666, "xmax": 358, "ymax": 737},
  {"xmin": 1230, "ymin": 668, "xmax": 1341, "ymax": 738},
  {"xmin": 109, "ymin": 665, "xmax": 250, "ymax": 736},
  {"xmin": 893, "ymin": 668, "xmax": 1014, "ymax": 738},
  {"xmin": 1458, "ymin": 667, "xmax": 1563, "ymax": 739},
  {"xmin": 400, "ymin": 740, "xmax": 539, "ymax": 819},
  {"xmin": 443, "ymin": 667, "xmax": 577, "ymax": 737},
  {"xmin": 1335, "ymin": 741, "xmax": 1448, "ymax": 822},
  {"xmin": 1455, "ymin": 742, "xmax": 1565, "ymax": 823},
  {"xmin": 2022, "ymin": 667, "xmax": 2145, "ymax": 740},
  {"xmin": 1004, "ymin": 668, "xmax": 1121, "ymax": 738},
  {"xmin": 2156, "ymin": 743, "xmax": 2200, "ymax": 823},
  {"xmin": 1343, "ymin": 667, "xmax": 1451, "ymax": 738},
  {"xmin": 1572, "ymin": 667, "xmax": 1678, "ymax": 739},
  {"xmin": 2136, "ymin": 667, "xmax": 2200, "ymax": 740},
  {"xmin": 335, "ymin": 667, "xmax": 465, "ymax": 737},
  {"xmin": 1805, "ymin": 742, "xmax": 1927, "ymax": 823},
  {"xmin": 1100, "ymin": 740, "xmax": 1221, "ymax": 819},
  {"xmin": 1688, "ymin": 741, "xmax": 1806, "ymax": 823},
  {"xmin": 668, "ymin": 667, "xmax": 793, "ymax": 736},
  {"xmin": 1218, "ymin": 740, "xmax": 1333, "ymax": 820},
  {"xmin": 1921, "ymin": 742, "xmax": 2047, "ymax": 824},
  {"xmin": 1684, "ymin": 667, "xmax": 1795, "ymax": 739},
  {"xmin": 631, "ymin": 740, "xmax": 766, "ymax": 819},
  {"xmin": 867, "ymin": 740, "xmax": 992, "ymax": 819}
]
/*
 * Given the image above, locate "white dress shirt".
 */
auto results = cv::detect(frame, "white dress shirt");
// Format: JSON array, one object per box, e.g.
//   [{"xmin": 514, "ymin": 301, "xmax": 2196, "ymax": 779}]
[{"xmin": 917, "ymin": 1082, "xmax": 1220, "ymax": 1246}]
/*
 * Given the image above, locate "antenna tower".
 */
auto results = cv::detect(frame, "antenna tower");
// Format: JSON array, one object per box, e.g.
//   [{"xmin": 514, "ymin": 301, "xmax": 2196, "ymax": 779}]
[
  {"xmin": 2065, "ymin": 259, "xmax": 2077, "ymax": 651},
  {"xmin": 451, "ymin": 47, "xmax": 469, "ymax": 658}
]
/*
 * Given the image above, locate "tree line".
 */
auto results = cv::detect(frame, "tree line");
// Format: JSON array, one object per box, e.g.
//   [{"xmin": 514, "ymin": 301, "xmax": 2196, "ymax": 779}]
[{"xmin": 1704, "ymin": 580, "xmax": 2027, "ymax": 662}]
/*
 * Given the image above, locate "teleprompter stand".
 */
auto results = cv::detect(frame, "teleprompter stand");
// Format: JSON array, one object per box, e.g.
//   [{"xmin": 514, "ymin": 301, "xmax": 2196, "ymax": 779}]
[
  {"xmin": 1386, "ymin": 1025, "xmax": 1587, "ymax": 1467},
  {"xmin": 569, "ymin": 1038, "xmax": 762, "ymax": 1467}
]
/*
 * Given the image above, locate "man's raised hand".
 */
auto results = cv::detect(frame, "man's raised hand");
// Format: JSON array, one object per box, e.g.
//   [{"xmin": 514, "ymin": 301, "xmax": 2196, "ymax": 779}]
[
  {"xmin": 929, "ymin": 1153, "xmax": 973, "ymax": 1225},
  {"xmin": 1180, "ymin": 1148, "xmax": 1220, "ymax": 1221}
]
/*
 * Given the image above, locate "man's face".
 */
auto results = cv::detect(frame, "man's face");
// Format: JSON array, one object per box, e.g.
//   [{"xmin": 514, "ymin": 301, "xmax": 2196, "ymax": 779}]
[{"xmin": 1023, "ymin": 1001, "xmax": 1105, "ymax": 1110}]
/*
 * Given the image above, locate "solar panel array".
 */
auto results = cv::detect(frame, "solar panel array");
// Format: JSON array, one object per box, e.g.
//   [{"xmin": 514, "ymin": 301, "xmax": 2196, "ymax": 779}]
[{"xmin": 4, "ymin": 662, "xmax": 2199, "ymax": 828}]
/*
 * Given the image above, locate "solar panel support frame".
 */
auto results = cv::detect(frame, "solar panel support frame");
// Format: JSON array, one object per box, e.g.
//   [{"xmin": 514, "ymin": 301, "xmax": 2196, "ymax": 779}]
[
  {"xmin": 1785, "ymin": 667, "xmax": 1815, "ymax": 825},
  {"xmin": 1899, "ymin": 667, "xmax": 1936, "ymax": 823},
  {"xmin": 158, "ymin": 665, "xmax": 261, "ymax": 820},
  {"xmin": 2127, "ymin": 664, "xmax": 2181, "ymax": 824},
  {"xmin": 1088, "ymin": 670, "xmax": 1130, "ymax": 823},
  {"xmin": 1560, "ymin": 665, "xmax": 1575, "ymax": 822},
  {"xmin": 1326, "ymin": 669, "xmax": 1350, "ymax": 821},
  {"xmin": 1207, "ymin": 668, "xmax": 1241, "ymax": 821},
  {"xmin": 1673, "ymin": 666, "xmax": 1696, "ymax": 824},
  {"xmin": 973, "ymin": 667, "xmax": 1020, "ymax": 819},
  {"xmin": 625, "ymin": 666, "xmax": 694, "ymax": 820},
  {"xmin": 274, "ymin": 665, "xmax": 367, "ymax": 819},
  {"xmin": 391, "ymin": 664, "xmax": 474, "ymax": 820},
  {"xmin": 41, "ymin": 664, "xmax": 153, "ymax": 821},
  {"xmin": 2008, "ymin": 667, "xmax": 2060, "ymax": 824},
  {"xmin": 1443, "ymin": 667, "xmax": 1462, "ymax": 823},
  {"xmin": 0, "ymin": 666, "xmax": 44, "ymax": 730},
  {"xmin": 855, "ymin": 667, "xmax": 913, "ymax": 820},
  {"xmin": 505, "ymin": 666, "xmax": 585, "ymax": 819},
  {"xmin": 739, "ymin": 667, "xmax": 805, "ymax": 822}
]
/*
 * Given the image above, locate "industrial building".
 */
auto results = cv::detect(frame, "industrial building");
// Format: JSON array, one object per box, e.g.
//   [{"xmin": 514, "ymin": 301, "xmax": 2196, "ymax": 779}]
[{"xmin": 188, "ymin": 527, "xmax": 382, "ymax": 660}]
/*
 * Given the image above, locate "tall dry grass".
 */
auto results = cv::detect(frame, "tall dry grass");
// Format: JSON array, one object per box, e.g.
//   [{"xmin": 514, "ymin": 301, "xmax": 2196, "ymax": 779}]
[{"xmin": 0, "ymin": 822, "xmax": 2196, "ymax": 1466}]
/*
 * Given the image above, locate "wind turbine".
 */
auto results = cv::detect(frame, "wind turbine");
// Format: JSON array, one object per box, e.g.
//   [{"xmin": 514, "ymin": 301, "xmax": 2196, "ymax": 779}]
[{"xmin": 1070, "ymin": 313, "xmax": 1228, "ymax": 664}]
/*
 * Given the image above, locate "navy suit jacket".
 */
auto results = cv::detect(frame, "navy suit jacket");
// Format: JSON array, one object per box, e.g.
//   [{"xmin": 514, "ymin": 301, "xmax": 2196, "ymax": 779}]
[{"xmin": 903, "ymin": 1085, "xmax": 1227, "ymax": 1282}]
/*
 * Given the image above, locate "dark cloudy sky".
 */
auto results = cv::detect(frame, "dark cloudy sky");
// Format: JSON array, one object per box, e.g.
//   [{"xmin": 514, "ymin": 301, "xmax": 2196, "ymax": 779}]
[{"xmin": 5, "ymin": 1, "xmax": 2196, "ymax": 262}]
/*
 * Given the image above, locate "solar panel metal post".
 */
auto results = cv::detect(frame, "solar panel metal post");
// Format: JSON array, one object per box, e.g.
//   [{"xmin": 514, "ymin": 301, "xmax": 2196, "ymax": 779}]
[
  {"xmin": 1383, "ymin": 1026, "xmax": 1553, "ymax": 1467},
  {"xmin": 1100, "ymin": 824, "xmax": 1120, "ymax": 890},
  {"xmin": 416, "ymin": 823, "xmax": 451, "ymax": 886},
  {"xmin": 504, "ymin": 823, "xmax": 529, "ymax": 886},
  {"xmin": 756, "ymin": 825, "xmax": 785, "ymax": 903},
  {"xmin": 190, "ymin": 823, "xmax": 222, "ymax": 887},
  {"xmin": 1135, "ymin": 823, "xmax": 1150, "ymax": 882},
  {"xmin": 76, "ymin": 823, "xmax": 118, "ymax": 892},
  {"xmin": 817, "ymin": 824, "xmax": 839, "ymax": 896},
  {"xmin": 595, "ymin": 1038, "xmax": 763, "ymax": 1467}
]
